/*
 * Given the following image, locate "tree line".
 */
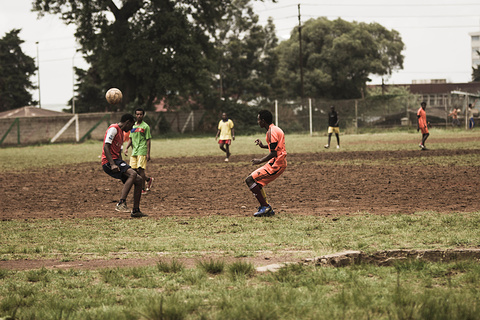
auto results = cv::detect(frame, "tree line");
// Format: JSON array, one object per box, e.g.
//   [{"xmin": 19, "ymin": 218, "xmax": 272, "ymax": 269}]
[{"xmin": 1, "ymin": 0, "xmax": 407, "ymax": 114}]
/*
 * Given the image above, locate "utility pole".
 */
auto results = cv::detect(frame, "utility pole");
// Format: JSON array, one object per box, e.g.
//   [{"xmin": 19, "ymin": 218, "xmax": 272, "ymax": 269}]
[
  {"xmin": 36, "ymin": 41, "xmax": 41, "ymax": 109},
  {"xmin": 72, "ymin": 50, "xmax": 78, "ymax": 114},
  {"xmin": 298, "ymin": 4, "xmax": 304, "ymax": 105}
]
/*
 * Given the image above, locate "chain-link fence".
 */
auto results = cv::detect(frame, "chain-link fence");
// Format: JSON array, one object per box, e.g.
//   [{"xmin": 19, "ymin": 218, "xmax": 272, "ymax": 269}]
[
  {"xmin": 258, "ymin": 95, "xmax": 480, "ymax": 133},
  {"xmin": 265, "ymin": 95, "xmax": 462, "ymax": 134},
  {"xmin": 2, "ymin": 94, "xmax": 471, "ymax": 146}
]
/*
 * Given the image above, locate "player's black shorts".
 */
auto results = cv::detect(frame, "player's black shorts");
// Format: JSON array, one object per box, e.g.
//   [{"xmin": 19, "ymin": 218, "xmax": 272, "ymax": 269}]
[{"xmin": 102, "ymin": 159, "xmax": 130, "ymax": 183}]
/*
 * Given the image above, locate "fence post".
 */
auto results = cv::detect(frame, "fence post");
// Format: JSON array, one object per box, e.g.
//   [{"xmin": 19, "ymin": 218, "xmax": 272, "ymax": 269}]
[
  {"xmin": 309, "ymin": 98, "xmax": 312, "ymax": 136},
  {"xmin": 275, "ymin": 100, "xmax": 278, "ymax": 126},
  {"xmin": 181, "ymin": 111, "xmax": 194, "ymax": 133},
  {"xmin": 355, "ymin": 100, "xmax": 358, "ymax": 134},
  {"xmin": 50, "ymin": 114, "xmax": 78, "ymax": 143},
  {"xmin": 75, "ymin": 115, "xmax": 80, "ymax": 142}
]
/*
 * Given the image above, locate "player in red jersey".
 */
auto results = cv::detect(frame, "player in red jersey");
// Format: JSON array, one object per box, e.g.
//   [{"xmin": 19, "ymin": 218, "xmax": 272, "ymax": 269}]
[
  {"xmin": 101, "ymin": 113, "xmax": 147, "ymax": 218},
  {"xmin": 245, "ymin": 110, "xmax": 287, "ymax": 217}
]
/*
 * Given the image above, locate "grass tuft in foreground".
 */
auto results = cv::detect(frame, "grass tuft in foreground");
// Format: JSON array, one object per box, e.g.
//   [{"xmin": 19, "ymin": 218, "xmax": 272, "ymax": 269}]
[
  {"xmin": 157, "ymin": 259, "xmax": 185, "ymax": 274},
  {"xmin": 197, "ymin": 258, "xmax": 225, "ymax": 275}
]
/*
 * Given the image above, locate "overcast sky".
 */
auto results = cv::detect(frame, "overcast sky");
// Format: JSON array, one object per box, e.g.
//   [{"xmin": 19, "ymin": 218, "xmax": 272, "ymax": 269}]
[{"xmin": 1, "ymin": 0, "xmax": 480, "ymax": 110}]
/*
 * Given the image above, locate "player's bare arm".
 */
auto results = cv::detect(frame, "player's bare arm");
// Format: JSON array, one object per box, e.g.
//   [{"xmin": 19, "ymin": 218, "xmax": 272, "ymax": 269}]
[
  {"xmin": 124, "ymin": 138, "xmax": 132, "ymax": 156},
  {"xmin": 146, "ymin": 139, "xmax": 151, "ymax": 161},
  {"xmin": 254, "ymin": 139, "xmax": 268, "ymax": 149},
  {"xmin": 251, "ymin": 150, "xmax": 277, "ymax": 165},
  {"xmin": 104, "ymin": 143, "xmax": 119, "ymax": 172}
]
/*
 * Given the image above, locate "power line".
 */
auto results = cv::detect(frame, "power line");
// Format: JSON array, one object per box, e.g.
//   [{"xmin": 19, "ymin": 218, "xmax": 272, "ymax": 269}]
[
  {"xmin": 275, "ymin": 24, "xmax": 480, "ymax": 32},
  {"xmin": 302, "ymin": 2, "xmax": 480, "ymax": 7},
  {"xmin": 267, "ymin": 14, "xmax": 480, "ymax": 22},
  {"xmin": 255, "ymin": 4, "xmax": 296, "ymax": 12},
  {"xmin": 256, "ymin": 2, "xmax": 480, "ymax": 13},
  {"xmin": 301, "ymin": 14, "xmax": 480, "ymax": 19}
]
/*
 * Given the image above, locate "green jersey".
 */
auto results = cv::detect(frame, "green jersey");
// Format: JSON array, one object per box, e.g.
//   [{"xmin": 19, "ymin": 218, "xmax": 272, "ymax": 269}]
[{"xmin": 130, "ymin": 121, "xmax": 152, "ymax": 156}]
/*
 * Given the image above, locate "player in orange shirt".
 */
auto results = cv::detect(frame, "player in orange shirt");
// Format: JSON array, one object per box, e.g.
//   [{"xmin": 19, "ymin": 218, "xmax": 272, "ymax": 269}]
[
  {"xmin": 417, "ymin": 101, "xmax": 429, "ymax": 150},
  {"xmin": 245, "ymin": 110, "xmax": 287, "ymax": 217}
]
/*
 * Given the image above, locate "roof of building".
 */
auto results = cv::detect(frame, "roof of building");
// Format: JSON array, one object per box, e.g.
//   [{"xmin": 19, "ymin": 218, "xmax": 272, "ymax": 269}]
[{"xmin": 0, "ymin": 106, "xmax": 68, "ymax": 118}]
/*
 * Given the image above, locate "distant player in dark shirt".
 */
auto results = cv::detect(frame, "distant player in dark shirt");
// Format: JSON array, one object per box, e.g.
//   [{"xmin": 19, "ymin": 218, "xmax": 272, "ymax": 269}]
[{"xmin": 324, "ymin": 105, "xmax": 340, "ymax": 149}]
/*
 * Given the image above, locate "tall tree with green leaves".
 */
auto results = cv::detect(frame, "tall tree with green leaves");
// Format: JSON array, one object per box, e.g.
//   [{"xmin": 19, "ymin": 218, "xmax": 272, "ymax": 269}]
[
  {"xmin": 32, "ymin": 0, "xmax": 240, "ymax": 112},
  {"xmin": 473, "ymin": 66, "xmax": 480, "ymax": 82},
  {"xmin": 472, "ymin": 51, "xmax": 480, "ymax": 81},
  {"xmin": 0, "ymin": 29, "xmax": 37, "ymax": 112},
  {"xmin": 275, "ymin": 17, "xmax": 405, "ymax": 100},
  {"xmin": 214, "ymin": 0, "xmax": 278, "ymax": 103}
]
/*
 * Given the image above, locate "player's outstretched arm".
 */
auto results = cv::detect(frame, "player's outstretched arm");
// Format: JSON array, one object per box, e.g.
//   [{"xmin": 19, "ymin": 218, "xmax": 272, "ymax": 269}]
[{"xmin": 254, "ymin": 139, "xmax": 268, "ymax": 149}]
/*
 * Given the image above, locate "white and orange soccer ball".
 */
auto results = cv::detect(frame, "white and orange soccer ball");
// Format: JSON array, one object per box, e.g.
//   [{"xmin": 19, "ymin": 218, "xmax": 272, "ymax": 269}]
[{"xmin": 105, "ymin": 88, "xmax": 123, "ymax": 105}]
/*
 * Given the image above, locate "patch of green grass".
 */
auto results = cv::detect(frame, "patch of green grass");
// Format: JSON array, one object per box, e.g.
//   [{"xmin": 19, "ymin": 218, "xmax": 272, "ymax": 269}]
[
  {"xmin": 138, "ymin": 295, "xmax": 192, "ymax": 320},
  {"xmin": 25, "ymin": 267, "xmax": 50, "ymax": 283},
  {"xmin": 1, "ymin": 256, "xmax": 480, "ymax": 319}
]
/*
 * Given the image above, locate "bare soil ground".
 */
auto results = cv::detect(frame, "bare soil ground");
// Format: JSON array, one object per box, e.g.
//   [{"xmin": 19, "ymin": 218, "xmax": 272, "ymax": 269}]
[{"xmin": 2, "ymin": 145, "xmax": 480, "ymax": 270}]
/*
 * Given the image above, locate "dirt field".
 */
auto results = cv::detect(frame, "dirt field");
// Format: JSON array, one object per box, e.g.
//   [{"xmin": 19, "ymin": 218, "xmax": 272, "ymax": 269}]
[
  {"xmin": 3, "ymin": 148, "xmax": 480, "ymax": 219},
  {"xmin": 2, "ymin": 146, "xmax": 480, "ymax": 270}
]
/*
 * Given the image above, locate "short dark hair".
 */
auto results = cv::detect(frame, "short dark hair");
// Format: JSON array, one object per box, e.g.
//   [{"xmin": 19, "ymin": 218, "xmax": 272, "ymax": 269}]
[
  {"xmin": 421, "ymin": 102, "xmax": 427, "ymax": 106},
  {"xmin": 120, "ymin": 113, "xmax": 135, "ymax": 123},
  {"xmin": 135, "ymin": 108, "xmax": 145, "ymax": 115},
  {"xmin": 258, "ymin": 110, "xmax": 273, "ymax": 124}
]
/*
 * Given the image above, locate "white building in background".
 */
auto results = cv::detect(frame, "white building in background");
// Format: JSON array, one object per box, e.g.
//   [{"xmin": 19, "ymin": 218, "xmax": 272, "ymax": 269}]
[{"xmin": 469, "ymin": 31, "xmax": 480, "ymax": 68}]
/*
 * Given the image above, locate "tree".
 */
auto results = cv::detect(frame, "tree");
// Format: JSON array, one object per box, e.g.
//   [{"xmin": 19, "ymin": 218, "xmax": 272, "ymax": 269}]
[
  {"xmin": 275, "ymin": 18, "xmax": 405, "ymax": 100},
  {"xmin": 0, "ymin": 29, "xmax": 37, "ymax": 112},
  {"xmin": 366, "ymin": 84, "xmax": 418, "ymax": 116},
  {"xmin": 472, "ymin": 52, "xmax": 480, "ymax": 81},
  {"xmin": 214, "ymin": 0, "xmax": 279, "ymax": 102},
  {"xmin": 473, "ymin": 66, "xmax": 480, "ymax": 82},
  {"xmin": 32, "ymin": 0, "xmax": 236, "ymax": 112},
  {"xmin": 70, "ymin": 66, "xmax": 106, "ymax": 113}
]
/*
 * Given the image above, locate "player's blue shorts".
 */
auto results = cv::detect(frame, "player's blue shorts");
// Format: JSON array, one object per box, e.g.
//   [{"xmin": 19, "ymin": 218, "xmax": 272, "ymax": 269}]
[{"xmin": 102, "ymin": 159, "xmax": 131, "ymax": 183}]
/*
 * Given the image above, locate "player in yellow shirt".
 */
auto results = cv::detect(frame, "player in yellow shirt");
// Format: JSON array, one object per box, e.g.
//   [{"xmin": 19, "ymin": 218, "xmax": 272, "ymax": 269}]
[{"xmin": 215, "ymin": 112, "xmax": 235, "ymax": 162}]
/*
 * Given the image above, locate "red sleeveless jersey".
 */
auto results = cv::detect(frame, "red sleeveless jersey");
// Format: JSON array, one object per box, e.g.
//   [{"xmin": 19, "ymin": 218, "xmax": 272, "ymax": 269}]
[{"xmin": 101, "ymin": 123, "xmax": 124, "ymax": 165}]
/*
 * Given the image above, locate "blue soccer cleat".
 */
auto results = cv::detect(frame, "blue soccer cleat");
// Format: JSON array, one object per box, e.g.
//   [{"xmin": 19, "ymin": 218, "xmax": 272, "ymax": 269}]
[{"xmin": 254, "ymin": 205, "xmax": 275, "ymax": 217}]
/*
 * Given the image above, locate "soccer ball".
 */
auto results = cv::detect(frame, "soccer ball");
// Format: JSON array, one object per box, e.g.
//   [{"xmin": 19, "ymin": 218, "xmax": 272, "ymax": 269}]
[{"xmin": 105, "ymin": 88, "xmax": 123, "ymax": 104}]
